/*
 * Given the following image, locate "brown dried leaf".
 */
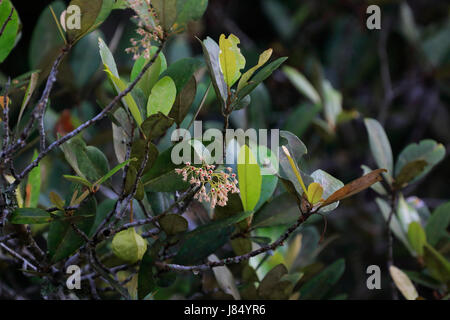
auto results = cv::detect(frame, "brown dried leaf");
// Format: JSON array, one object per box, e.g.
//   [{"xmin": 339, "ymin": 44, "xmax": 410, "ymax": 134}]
[{"xmin": 319, "ymin": 169, "xmax": 387, "ymax": 208}]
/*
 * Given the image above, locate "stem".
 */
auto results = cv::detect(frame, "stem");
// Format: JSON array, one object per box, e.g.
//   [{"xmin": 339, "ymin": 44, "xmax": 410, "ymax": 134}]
[{"xmin": 386, "ymin": 191, "xmax": 398, "ymax": 300}]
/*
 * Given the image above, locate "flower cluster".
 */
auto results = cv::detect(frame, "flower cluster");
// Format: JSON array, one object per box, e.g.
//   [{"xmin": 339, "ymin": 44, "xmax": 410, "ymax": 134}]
[
  {"xmin": 175, "ymin": 162, "xmax": 239, "ymax": 208},
  {"xmin": 125, "ymin": 0, "xmax": 163, "ymax": 60}
]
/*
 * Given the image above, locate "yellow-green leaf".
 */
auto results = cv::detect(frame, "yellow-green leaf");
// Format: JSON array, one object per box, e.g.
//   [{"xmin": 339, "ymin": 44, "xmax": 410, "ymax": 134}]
[
  {"xmin": 237, "ymin": 145, "xmax": 261, "ymax": 211},
  {"xmin": 104, "ymin": 65, "xmax": 143, "ymax": 126},
  {"xmin": 219, "ymin": 34, "xmax": 246, "ymax": 87},
  {"xmin": 238, "ymin": 48, "xmax": 272, "ymax": 91},
  {"xmin": 307, "ymin": 182, "xmax": 323, "ymax": 205}
]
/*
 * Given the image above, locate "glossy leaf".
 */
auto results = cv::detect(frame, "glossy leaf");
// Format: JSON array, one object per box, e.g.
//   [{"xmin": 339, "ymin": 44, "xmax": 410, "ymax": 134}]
[
  {"xmin": 147, "ymin": 76, "xmax": 177, "ymax": 117},
  {"xmin": 310, "ymin": 169, "xmax": 344, "ymax": 213},
  {"xmin": 176, "ymin": 0, "xmax": 208, "ymax": 27},
  {"xmin": 219, "ymin": 34, "xmax": 246, "ymax": 87},
  {"xmin": 141, "ymin": 112, "xmax": 175, "ymax": 140},
  {"xmin": 169, "ymin": 75, "xmax": 197, "ymax": 125},
  {"xmin": 298, "ymin": 259, "xmax": 345, "ymax": 300},
  {"xmin": 282, "ymin": 66, "xmax": 320, "ymax": 105},
  {"xmin": 407, "ymin": 222, "xmax": 426, "ymax": 256},
  {"xmin": 152, "ymin": 0, "xmax": 177, "ymax": 31},
  {"xmin": 237, "ymin": 57, "xmax": 288, "ymax": 100},
  {"xmin": 252, "ymin": 193, "xmax": 300, "ymax": 228},
  {"xmin": 209, "ymin": 254, "xmax": 241, "ymax": 300},
  {"xmin": 26, "ymin": 150, "xmax": 41, "ymax": 208},
  {"xmin": 425, "ymin": 202, "xmax": 450, "ymax": 247},
  {"xmin": 238, "ymin": 49, "xmax": 273, "ymax": 92},
  {"xmin": 0, "ymin": 0, "xmax": 20, "ymax": 63},
  {"xmin": 237, "ymin": 145, "xmax": 262, "ymax": 211},
  {"xmin": 393, "ymin": 159, "xmax": 427, "ymax": 190},
  {"xmin": 389, "ymin": 266, "xmax": 418, "ymax": 300},
  {"xmin": 395, "ymin": 139, "xmax": 445, "ymax": 184},
  {"xmin": 160, "ymin": 57, "xmax": 202, "ymax": 93},
  {"xmin": 307, "ymin": 182, "xmax": 323, "ymax": 205},
  {"xmin": 159, "ymin": 214, "xmax": 188, "ymax": 235},
  {"xmin": 48, "ymin": 196, "xmax": 96, "ymax": 262},
  {"xmin": 105, "ymin": 64, "xmax": 143, "ymax": 126},
  {"xmin": 10, "ymin": 208, "xmax": 52, "ymax": 225},
  {"xmin": 173, "ymin": 210, "xmax": 253, "ymax": 265},
  {"xmin": 200, "ymin": 36, "xmax": 228, "ymax": 108},
  {"xmin": 364, "ymin": 118, "xmax": 393, "ymax": 181},
  {"xmin": 423, "ymin": 243, "xmax": 450, "ymax": 284}
]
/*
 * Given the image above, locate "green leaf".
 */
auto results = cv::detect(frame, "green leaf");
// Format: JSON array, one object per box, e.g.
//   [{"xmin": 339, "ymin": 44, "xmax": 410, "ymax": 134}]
[
  {"xmin": 48, "ymin": 196, "xmax": 97, "ymax": 262},
  {"xmin": 298, "ymin": 259, "xmax": 345, "ymax": 300},
  {"xmin": 98, "ymin": 36, "xmax": 118, "ymax": 77},
  {"xmin": 252, "ymin": 193, "xmax": 300, "ymax": 228},
  {"xmin": 63, "ymin": 175, "xmax": 93, "ymax": 188},
  {"xmin": 141, "ymin": 146, "xmax": 189, "ymax": 192},
  {"xmin": 70, "ymin": 30, "xmax": 102, "ymax": 87},
  {"xmin": 219, "ymin": 34, "xmax": 246, "ymax": 87},
  {"xmin": 141, "ymin": 112, "xmax": 175, "ymax": 140},
  {"xmin": 364, "ymin": 118, "xmax": 393, "ymax": 181},
  {"xmin": 159, "ymin": 214, "xmax": 188, "ymax": 235},
  {"xmin": 200, "ymin": 36, "xmax": 228, "ymax": 108},
  {"xmin": 0, "ymin": 0, "xmax": 20, "ymax": 63},
  {"xmin": 395, "ymin": 139, "xmax": 445, "ymax": 184},
  {"xmin": 376, "ymin": 197, "xmax": 414, "ymax": 254},
  {"xmin": 147, "ymin": 76, "xmax": 177, "ymax": 117},
  {"xmin": 397, "ymin": 194, "xmax": 421, "ymax": 234},
  {"xmin": 10, "ymin": 208, "xmax": 52, "ymax": 225},
  {"xmin": 96, "ymin": 158, "xmax": 136, "ymax": 186},
  {"xmin": 258, "ymin": 264, "xmax": 292, "ymax": 299},
  {"xmin": 160, "ymin": 57, "xmax": 202, "ymax": 93},
  {"xmin": 175, "ymin": 0, "xmax": 208, "ymax": 27},
  {"xmin": 173, "ymin": 210, "xmax": 254, "ymax": 265},
  {"xmin": 393, "ymin": 159, "xmax": 428, "ymax": 190},
  {"xmin": 67, "ymin": 0, "xmax": 113, "ymax": 43},
  {"xmin": 423, "ymin": 243, "xmax": 450, "ymax": 284},
  {"xmin": 254, "ymin": 144, "xmax": 278, "ymax": 211},
  {"xmin": 237, "ymin": 145, "xmax": 262, "ymax": 211},
  {"xmin": 282, "ymin": 66, "xmax": 320, "ymax": 105},
  {"xmin": 129, "ymin": 139, "xmax": 158, "ymax": 173},
  {"xmin": 138, "ymin": 242, "xmax": 160, "ymax": 299},
  {"xmin": 152, "ymin": 0, "xmax": 177, "ymax": 31},
  {"xmin": 237, "ymin": 57, "xmax": 288, "ymax": 100},
  {"xmin": 169, "ymin": 76, "xmax": 197, "ymax": 125},
  {"xmin": 284, "ymin": 103, "xmax": 320, "ymax": 139},
  {"xmin": 29, "ymin": 1, "xmax": 65, "ymax": 69},
  {"xmin": 26, "ymin": 150, "xmax": 41, "ymax": 208},
  {"xmin": 322, "ymin": 80, "xmax": 342, "ymax": 131},
  {"xmin": 104, "ymin": 64, "xmax": 143, "ymax": 126},
  {"xmin": 407, "ymin": 221, "xmax": 426, "ymax": 257},
  {"xmin": 131, "ymin": 49, "xmax": 165, "ymax": 98},
  {"xmin": 426, "ymin": 202, "xmax": 450, "ymax": 247},
  {"xmin": 238, "ymin": 49, "xmax": 273, "ymax": 92}
]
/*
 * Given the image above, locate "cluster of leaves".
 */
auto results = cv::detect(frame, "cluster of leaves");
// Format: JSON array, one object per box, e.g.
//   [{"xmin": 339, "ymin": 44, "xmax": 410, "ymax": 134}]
[{"xmin": 364, "ymin": 118, "xmax": 449, "ymax": 299}]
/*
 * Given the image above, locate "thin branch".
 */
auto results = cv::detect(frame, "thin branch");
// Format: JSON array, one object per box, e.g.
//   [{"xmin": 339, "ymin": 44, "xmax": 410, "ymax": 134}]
[
  {"xmin": 0, "ymin": 242, "xmax": 38, "ymax": 271},
  {"xmin": 386, "ymin": 191, "xmax": 399, "ymax": 300},
  {"xmin": 7, "ymin": 39, "xmax": 166, "ymax": 193},
  {"xmin": 2, "ymin": 78, "xmax": 11, "ymax": 149},
  {"xmin": 158, "ymin": 211, "xmax": 312, "ymax": 272}
]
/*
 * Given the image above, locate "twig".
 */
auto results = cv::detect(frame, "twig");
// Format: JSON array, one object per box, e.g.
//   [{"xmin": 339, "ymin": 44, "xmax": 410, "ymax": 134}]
[
  {"xmin": 158, "ymin": 211, "xmax": 312, "ymax": 272},
  {"xmin": 386, "ymin": 191, "xmax": 399, "ymax": 300},
  {"xmin": 2, "ymin": 78, "xmax": 11, "ymax": 149},
  {"xmin": 6, "ymin": 39, "xmax": 166, "ymax": 193},
  {"xmin": 0, "ymin": 242, "xmax": 38, "ymax": 271}
]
